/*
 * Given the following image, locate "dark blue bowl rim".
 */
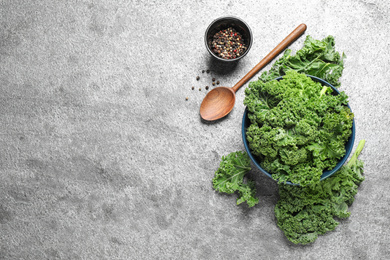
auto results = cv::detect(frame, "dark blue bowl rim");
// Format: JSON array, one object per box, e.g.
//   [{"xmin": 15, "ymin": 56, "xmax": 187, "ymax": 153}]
[{"xmin": 242, "ymin": 75, "xmax": 356, "ymax": 186}]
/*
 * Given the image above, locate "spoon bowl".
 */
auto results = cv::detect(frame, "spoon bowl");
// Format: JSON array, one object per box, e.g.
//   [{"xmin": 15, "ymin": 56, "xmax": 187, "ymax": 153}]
[
  {"xmin": 199, "ymin": 24, "xmax": 307, "ymax": 121},
  {"xmin": 200, "ymin": 87, "xmax": 236, "ymax": 121}
]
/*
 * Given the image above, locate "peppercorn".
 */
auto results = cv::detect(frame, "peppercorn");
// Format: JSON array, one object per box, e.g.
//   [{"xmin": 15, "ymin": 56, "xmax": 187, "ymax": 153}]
[
  {"xmin": 212, "ymin": 82, "xmax": 215, "ymax": 86},
  {"xmin": 202, "ymin": 70, "xmax": 205, "ymax": 73},
  {"xmin": 206, "ymin": 86, "xmax": 209, "ymax": 90},
  {"xmin": 185, "ymin": 97, "xmax": 188, "ymax": 101},
  {"xmin": 199, "ymin": 88, "xmax": 201, "ymax": 91},
  {"xmin": 216, "ymin": 81, "xmax": 220, "ymax": 85},
  {"xmin": 211, "ymin": 27, "xmax": 247, "ymax": 60},
  {"xmin": 212, "ymin": 78, "xmax": 215, "ymax": 82},
  {"xmin": 196, "ymin": 76, "xmax": 200, "ymax": 80},
  {"xmin": 206, "ymin": 70, "xmax": 210, "ymax": 73},
  {"xmin": 192, "ymin": 86, "xmax": 194, "ymax": 90}
]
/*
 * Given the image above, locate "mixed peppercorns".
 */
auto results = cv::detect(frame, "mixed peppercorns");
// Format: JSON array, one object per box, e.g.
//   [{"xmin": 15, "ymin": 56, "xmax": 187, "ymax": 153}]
[{"xmin": 211, "ymin": 27, "xmax": 247, "ymax": 59}]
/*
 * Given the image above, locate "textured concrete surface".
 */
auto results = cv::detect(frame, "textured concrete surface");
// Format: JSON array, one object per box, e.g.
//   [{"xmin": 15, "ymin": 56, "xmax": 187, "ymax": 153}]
[{"xmin": 1, "ymin": 0, "xmax": 390, "ymax": 259}]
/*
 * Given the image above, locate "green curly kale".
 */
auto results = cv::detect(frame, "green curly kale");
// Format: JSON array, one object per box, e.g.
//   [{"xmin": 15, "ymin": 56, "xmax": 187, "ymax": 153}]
[
  {"xmin": 275, "ymin": 140, "xmax": 365, "ymax": 245},
  {"xmin": 244, "ymin": 70, "xmax": 353, "ymax": 186},
  {"xmin": 259, "ymin": 35, "xmax": 345, "ymax": 88},
  {"xmin": 212, "ymin": 151, "xmax": 259, "ymax": 207}
]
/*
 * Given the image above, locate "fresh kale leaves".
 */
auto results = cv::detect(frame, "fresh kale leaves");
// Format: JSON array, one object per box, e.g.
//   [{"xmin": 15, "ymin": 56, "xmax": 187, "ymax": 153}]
[
  {"xmin": 275, "ymin": 140, "xmax": 365, "ymax": 245},
  {"xmin": 212, "ymin": 151, "xmax": 259, "ymax": 207},
  {"xmin": 259, "ymin": 35, "xmax": 345, "ymax": 88},
  {"xmin": 244, "ymin": 71, "xmax": 353, "ymax": 186}
]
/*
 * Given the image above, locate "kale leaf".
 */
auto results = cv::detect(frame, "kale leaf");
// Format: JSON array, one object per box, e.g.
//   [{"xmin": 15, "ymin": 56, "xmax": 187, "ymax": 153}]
[
  {"xmin": 259, "ymin": 35, "xmax": 345, "ymax": 88},
  {"xmin": 275, "ymin": 140, "xmax": 365, "ymax": 245},
  {"xmin": 244, "ymin": 70, "xmax": 353, "ymax": 186},
  {"xmin": 212, "ymin": 151, "xmax": 259, "ymax": 207}
]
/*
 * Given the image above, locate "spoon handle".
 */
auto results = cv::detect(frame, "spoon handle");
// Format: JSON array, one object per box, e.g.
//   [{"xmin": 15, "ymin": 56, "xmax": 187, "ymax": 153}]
[{"xmin": 231, "ymin": 23, "xmax": 307, "ymax": 93}]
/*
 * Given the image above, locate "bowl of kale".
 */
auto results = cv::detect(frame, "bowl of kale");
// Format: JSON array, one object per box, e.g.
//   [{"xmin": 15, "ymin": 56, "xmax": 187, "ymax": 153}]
[{"xmin": 242, "ymin": 70, "xmax": 355, "ymax": 186}]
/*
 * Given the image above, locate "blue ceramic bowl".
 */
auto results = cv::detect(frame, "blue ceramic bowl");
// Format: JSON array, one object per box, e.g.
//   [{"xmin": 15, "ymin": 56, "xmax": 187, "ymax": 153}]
[{"xmin": 242, "ymin": 75, "xmax": 356, "ymax": 185}]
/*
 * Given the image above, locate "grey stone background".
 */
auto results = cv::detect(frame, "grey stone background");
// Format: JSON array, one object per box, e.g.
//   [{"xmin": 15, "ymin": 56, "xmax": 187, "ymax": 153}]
[{"xmin": 1, "ymin": 0, "xmax": 389, "ymax": 259}]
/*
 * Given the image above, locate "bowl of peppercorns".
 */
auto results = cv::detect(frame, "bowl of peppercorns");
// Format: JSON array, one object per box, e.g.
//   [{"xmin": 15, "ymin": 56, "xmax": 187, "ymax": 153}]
[{"xmin": 205, "ymin": 16, "xmax": 252, "ymax": 62}]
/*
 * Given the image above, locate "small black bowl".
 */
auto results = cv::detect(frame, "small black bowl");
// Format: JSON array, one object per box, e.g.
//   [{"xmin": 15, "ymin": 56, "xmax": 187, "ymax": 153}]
[{"xmin": 205, "ymin": 16, "xmax": 253, "ymax": 62}]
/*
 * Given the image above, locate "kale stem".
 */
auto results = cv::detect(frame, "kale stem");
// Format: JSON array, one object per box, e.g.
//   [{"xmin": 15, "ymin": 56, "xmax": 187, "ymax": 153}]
[
  {"xmin": 296, "ymin": 54, "xmax": 322, "ymax": 72},
  {"xmin": 235, "ymin": 165, "xmax": 252, "ymax": 171},
  {"xmin": 346, "ymin": 140, "xmax": 366, "ymax": 167},
  {"xmin": 319, "ymin": 86, "xmax": 329, "ymax": 97},
  {"xmin": 316, "ymin": 63, "xmax": 330, "ymax": 76}
]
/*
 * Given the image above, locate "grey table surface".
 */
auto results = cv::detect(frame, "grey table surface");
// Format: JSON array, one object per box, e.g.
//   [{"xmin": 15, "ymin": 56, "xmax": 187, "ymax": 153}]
[{"xmin": 1, "ymin": 0, "xmax": 390, "ymax": 259}]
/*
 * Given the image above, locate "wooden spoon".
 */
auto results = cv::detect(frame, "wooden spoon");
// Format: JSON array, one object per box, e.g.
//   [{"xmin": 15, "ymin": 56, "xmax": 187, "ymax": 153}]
[{"xmin": 200, "ymin": 23, "xmax": 307, "ymax": 121}]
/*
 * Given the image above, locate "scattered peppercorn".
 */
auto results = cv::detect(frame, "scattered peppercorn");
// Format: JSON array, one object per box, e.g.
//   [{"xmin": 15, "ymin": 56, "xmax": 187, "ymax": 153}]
[
  {"xmin": 185, "ymin": 97, "xmax": 189, "ymax": 101},
  {"xmin": 212, "ymin": 78, "xmax": 215, "ymax": 82},
  {"xmin": 212, "ymin": 82, "xmax": 216, "ymax": 86},
  {"xmin": 202, "ymin": 70, "xmax": 205, "ymax": 73},
  {"xmin": 210, "ymin": 27, "xmax": 247, "ymax": 59},
  {"xmin": 206, "ymin": 70, "xmax": 210, "ymax": 73},
  {"xmin": 191, "ymin": 86, "xmax": 194, "ymax": 90},
  {"xmin": 206, "ymin": 86, "xmax": 209, "ymax": 90},
  {"xmin": 199, "ymin": 88, "xmax": 201, "ymax": 91},
  {"xmin": 216, "ymin": 81, "xmax": 220, "ymax": 85},
  {"xmin": 196, "ymin": 76, "xmax": 200, "ymax": 80}
]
